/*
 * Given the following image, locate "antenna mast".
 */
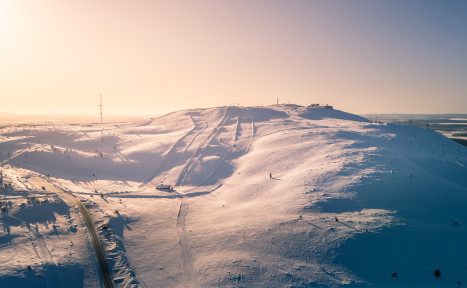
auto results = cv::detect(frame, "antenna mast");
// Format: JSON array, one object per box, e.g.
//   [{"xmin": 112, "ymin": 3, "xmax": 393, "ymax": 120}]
[{"xmin": 100, "ymin": 94, "xmax": 103, "ymax": 124}]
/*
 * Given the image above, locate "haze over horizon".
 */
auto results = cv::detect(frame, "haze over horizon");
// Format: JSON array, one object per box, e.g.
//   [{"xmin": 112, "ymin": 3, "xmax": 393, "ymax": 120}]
[{"xmin": 1, "ymin": 0, "xmax": 467, "ymax": 115}]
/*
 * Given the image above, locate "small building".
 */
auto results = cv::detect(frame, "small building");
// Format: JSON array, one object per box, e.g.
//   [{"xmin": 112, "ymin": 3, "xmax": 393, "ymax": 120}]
[
  {"xmin": 308, "ymin": 103, "xmax": 333, "ymax": 109},
  {"xmin": 156, "ymin": 184, "xmax": 174, "ymax": 192}
]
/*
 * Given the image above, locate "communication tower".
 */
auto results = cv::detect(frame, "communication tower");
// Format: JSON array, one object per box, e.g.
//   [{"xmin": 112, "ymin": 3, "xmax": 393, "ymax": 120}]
[{"xmin": 100, "ymin": 94, "xmax": 103, "ymax": 124}]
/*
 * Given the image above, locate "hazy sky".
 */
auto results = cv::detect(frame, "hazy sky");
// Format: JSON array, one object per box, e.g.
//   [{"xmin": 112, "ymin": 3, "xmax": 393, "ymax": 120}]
[{"xmin": 1, "ymin": 0, "xmax": 467, "ymax": 115}]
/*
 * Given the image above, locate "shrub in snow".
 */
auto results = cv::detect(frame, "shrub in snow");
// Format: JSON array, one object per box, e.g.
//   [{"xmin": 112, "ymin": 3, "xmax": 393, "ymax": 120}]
[{"xmin": 69, "ymin": 225, "xmax": 78, "ymax": 232}]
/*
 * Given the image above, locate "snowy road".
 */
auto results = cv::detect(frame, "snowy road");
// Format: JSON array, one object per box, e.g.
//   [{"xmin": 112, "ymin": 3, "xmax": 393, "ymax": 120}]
[{"xmin": 29, "ymin": 177, "xmax": 115, "ymax": 288}]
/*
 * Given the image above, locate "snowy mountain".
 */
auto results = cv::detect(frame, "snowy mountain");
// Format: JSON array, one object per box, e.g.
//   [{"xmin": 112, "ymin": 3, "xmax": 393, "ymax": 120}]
[{"xmin": 1, "ymin": 105, "xmax": 466, "ymax": 287}]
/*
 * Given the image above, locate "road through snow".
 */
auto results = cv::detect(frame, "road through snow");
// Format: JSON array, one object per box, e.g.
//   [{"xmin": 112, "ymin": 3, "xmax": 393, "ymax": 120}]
[{"xmin": 29, "ymin": 177, "xmax": 115, "ymax": 288}]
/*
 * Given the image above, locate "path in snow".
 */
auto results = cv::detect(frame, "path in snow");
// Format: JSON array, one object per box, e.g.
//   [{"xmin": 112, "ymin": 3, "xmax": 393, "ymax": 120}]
[
  {"xmin": 28, "ymin": 223, "xmax": 62, "ymax": 287},
  {"xmin": 177, "ymin": 198, "xmax": 200, "ymax": 288}
]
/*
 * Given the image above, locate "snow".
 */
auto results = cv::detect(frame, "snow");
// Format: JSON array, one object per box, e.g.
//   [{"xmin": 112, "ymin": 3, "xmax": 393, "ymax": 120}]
[{"xmin": 1, "ymin": 104, "xmax": 467, "ymax": 287}]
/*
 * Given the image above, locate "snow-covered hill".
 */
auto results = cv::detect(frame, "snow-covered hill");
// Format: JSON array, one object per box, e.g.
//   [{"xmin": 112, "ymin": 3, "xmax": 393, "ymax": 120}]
[{"xmin": 1, "ymin": 105, "xmax": 466, "ymax": 287}]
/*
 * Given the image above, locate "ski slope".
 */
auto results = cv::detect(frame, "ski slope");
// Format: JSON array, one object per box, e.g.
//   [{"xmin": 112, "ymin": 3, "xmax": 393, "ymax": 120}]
[{"xmin": 1, "ymin": 105, "xmax": 467, "ymax": 287}]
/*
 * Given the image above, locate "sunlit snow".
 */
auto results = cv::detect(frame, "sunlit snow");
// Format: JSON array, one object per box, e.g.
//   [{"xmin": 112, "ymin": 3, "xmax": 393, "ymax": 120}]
[{"xmin": 1, "ymin": 105, "xmax": 466, "ymax": 287}]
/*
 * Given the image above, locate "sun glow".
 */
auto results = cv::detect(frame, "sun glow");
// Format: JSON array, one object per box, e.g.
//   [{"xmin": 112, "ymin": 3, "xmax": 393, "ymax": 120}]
[
  {"xmin": 1, "ymin": 1, "xmax": 467, "ymax": 115},
  {"xmin": 0, "ymin": 1, "xmax": 17, "ymax": 42}
]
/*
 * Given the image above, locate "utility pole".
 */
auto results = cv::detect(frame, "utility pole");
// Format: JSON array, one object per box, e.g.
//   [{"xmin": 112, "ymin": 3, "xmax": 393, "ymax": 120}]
[{"xmin": 100, "ymin": 94, "xmax": 103, "ymax": 124}]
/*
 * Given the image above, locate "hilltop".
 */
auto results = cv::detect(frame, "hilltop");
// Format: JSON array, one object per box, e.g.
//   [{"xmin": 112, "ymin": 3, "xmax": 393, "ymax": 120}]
[{"xmin": 1, "ymin": 105, "xmax": 466, "ymax": 287}]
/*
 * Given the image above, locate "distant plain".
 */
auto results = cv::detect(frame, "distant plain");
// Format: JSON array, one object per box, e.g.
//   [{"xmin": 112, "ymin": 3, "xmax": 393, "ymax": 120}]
[{"xmin": 363, "ymin": 114, "xmax": 467, "ymax": 146}]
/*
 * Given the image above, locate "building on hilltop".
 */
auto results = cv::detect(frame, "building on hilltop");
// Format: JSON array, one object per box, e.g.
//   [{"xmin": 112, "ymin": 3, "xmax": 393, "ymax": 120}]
[{"xmin": 307, "ymin": 103, "xmax": 333, "ymax": 109}]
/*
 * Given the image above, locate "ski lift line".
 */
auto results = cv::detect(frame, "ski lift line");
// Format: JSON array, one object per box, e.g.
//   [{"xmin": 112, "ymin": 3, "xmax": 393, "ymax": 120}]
[
  {"xmin": 151, "ymin": 116, "xmax": 208, "ymax": 186},
  {"xmin": 177, "ymin": 107, "xmax": 231, "ymax": 186},
  {"xmin": 176, "ymin": 107, "xmax": 230, "ymax": 186},
  {"xmin": 389, "ymin": 147, "xmax": 466, "ymax": 191},
  {"xmin": 181, "ymin": 115, "xmax": 208, "ymax": 155},
  {"xmin": 200, "ymin": 108, "xmax": 245, "ymax": 186},
  {"xmin": 233, "ymin": 114, "xmax": 240, "ymax": 144},
  {"xmin": 243, "ymin": 107, "xmax": 255, "ymax": 156},
  {"xmin": 146, "ymin": 114, "xmax": 209, "ymax": 189},
  {"xmin": 138, "ymin": 115, "xmax": 200, "ymax": 188}
]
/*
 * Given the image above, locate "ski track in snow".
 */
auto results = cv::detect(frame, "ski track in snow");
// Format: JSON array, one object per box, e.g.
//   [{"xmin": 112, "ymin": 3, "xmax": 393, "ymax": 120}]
[
  {"xmin": 177, "ymin": 198, "xmax": 200, "ymax": 288},
  {"xmin": 198, "ymin": 106, "xmax": 254, "ymax": 186},
  {"xmin": 138, "ymin": 119, "xmax": 197, "ymax": 186},
  {"xmin": 196, "ymin": 109, "xmax": 237, "ymax": 186},
  {"xmin": 181, "ymin": 116, "xmax": 208, "ymax": 155},
  {"xmin": 177, "ymin": 107, "xmax": 230, "ymax": 186}
]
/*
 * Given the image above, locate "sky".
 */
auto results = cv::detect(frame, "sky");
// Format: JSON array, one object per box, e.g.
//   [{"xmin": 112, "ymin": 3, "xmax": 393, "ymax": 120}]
[{"xmin": 1, "ymin": 0, "xmax": 467, "ymax": 115}]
